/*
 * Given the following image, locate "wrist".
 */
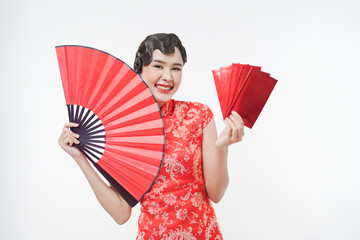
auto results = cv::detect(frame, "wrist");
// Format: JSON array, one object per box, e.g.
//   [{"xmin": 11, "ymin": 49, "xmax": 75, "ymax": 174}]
[
  {"xmin": 215, "ymin": 143, "xmax": 228, "ymax": 152},
  {"xmin": 74, "ymin": 154, "xmax": 87, "ymax": 164}
]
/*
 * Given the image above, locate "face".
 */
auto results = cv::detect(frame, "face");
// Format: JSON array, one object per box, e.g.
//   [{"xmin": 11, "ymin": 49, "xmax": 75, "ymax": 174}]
[{"xmin": 141, "ymin": 48, "xmax": 183, "ymax": 107}]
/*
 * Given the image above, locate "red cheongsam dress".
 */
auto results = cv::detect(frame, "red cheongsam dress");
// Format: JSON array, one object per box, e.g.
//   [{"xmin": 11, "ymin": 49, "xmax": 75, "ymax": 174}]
[{"xmin": 136, "ymin": 99, "xmax": 223, "ymax": 240}]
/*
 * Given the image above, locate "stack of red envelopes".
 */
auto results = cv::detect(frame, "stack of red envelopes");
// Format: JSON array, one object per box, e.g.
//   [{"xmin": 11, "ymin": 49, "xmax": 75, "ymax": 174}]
[{"xmin": 212, "ymin": 64, "xmax": 277, "ymax": 129}]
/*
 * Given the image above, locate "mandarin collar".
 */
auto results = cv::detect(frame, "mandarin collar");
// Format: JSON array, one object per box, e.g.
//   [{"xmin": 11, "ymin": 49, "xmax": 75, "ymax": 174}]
[{"xmin": 160, "ymin": 99, "xmax": 174, "ymax": 117}]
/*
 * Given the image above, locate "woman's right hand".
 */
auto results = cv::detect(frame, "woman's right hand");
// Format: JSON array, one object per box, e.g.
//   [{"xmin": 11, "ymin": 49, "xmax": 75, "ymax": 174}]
[
  {"xmin": 58, "ymin": 122, "xmax": 84, "ymax": 160},
  {"xmin": 58, "ymin": 122, "xmax": 132, "ymax": 224}
]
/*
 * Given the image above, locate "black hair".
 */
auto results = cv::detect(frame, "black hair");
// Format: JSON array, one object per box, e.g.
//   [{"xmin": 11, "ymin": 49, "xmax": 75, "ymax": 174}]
[{"xmin": 133, "ymin": 33, "xmax": 187, "ymax": 74}]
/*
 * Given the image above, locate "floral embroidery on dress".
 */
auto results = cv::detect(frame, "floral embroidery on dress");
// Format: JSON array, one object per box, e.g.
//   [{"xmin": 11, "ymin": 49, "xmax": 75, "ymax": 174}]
[
  {"xmin": 163, "ymin": 153, "xmax": 189, "ymax": 184},
  {"xmin": 137, "ymin": 99, "xmax": 222, "ymax": 240},
  {"xmin": 163, "ymin": 193, "xmax": 177, "ymax": 205},
  {"xmin": 162, "ymin": 226, "xmax": 197, "ymax": 240}
]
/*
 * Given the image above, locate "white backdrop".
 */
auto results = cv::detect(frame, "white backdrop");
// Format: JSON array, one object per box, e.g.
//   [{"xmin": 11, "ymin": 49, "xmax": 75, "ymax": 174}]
[{"xmin": 1, "ymin": 0, "xmax": 359, "ymax": 239}]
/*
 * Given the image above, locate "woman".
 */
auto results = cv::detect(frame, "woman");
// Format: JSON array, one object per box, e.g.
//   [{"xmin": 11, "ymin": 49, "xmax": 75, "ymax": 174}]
[{"xmin": 58, "ymin": 33, "xmax": 244, "ymax": 239}]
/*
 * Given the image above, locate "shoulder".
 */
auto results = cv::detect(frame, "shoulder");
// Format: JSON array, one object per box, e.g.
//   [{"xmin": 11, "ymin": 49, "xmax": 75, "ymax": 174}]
[
  {"xmin": 172, "ymin": 100, "xmax": 213, "ymax": 128},
  {"xmin": 173, "ymin": 100, "xmax": 211, "ymax": 111}
]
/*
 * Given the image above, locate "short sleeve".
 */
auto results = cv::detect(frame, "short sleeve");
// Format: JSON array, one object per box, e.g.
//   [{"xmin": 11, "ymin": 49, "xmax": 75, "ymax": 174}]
[{"xmin": 201, "ymin": 103, "xmax": 214, "ymax": 129}]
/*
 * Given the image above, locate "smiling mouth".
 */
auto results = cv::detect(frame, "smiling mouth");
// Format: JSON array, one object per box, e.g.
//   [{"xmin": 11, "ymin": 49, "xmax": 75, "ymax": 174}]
[{"xmin": 155, "ymin": 84, "xmax": 173, "ymax": 91}]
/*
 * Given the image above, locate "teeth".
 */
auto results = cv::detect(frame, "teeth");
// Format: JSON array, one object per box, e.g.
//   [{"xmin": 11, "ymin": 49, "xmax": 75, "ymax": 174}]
[{"xmin": 156, "ymin": 86, "xmax": 172, "ymax": 90}]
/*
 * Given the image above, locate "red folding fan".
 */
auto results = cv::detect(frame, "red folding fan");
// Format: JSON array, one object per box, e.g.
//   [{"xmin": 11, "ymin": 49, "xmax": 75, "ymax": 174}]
[
  {"xmin": 212, "ymin": 64, "xmax": 277, "ymax": 129},
  {"xmin": 56, "ymin": 45, "xmax": 164, "ymax": 207}
]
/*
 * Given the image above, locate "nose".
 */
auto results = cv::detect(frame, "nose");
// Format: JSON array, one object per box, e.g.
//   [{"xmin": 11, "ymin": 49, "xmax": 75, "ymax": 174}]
[{"xmin": 162, "ymin": 68, "xmax": 173, "ymax": 81}]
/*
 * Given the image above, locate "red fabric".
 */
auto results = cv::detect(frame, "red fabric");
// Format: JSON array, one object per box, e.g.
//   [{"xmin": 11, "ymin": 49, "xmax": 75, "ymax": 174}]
[{"xmin": 137, "ymin": 99, "xmax": 223, "ymax": 240}]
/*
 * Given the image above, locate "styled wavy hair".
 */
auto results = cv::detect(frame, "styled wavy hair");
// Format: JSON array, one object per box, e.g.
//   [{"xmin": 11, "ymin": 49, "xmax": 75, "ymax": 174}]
[{"xmin": 133, "ymin": 33, "xmax": 187, "ymax": 74}]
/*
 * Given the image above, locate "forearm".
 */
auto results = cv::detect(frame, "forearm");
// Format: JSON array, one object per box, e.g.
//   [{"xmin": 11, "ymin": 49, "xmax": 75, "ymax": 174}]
[
  {"xmin": 204, "ymin": 146, "xmax": 229, "ymax": 203},
  {"xmin": 203, "ymin": 111, "xmax": 244, "ymax": 203},
  {"xmin": 74, "ymin": 155, "xmax": 131, "ymax": 224},
  {"xmin": 202, "ymin": 119, "xmax": 231, "ymax": 203}
]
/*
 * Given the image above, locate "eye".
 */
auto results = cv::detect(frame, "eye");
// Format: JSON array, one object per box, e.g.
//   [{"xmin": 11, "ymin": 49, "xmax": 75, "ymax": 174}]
[
  {"xmin": 153, "ymin": 65, "xmax": 163, "ymax": 69},
  {"xmin": 172, "ymin": 67, "xmax": 182, "ymax": 71}
]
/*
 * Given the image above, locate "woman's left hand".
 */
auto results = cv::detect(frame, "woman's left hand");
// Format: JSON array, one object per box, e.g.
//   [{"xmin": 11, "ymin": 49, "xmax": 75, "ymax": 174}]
[{"xmin": 216, "ymin": 111, "xmax": 245, "ymax": 148}]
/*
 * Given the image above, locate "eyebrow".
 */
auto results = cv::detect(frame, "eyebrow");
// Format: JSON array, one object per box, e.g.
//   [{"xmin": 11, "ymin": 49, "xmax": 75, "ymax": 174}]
[{"xmin": 152, "ymin": 59, "xmax": 183, "ymax": 67}]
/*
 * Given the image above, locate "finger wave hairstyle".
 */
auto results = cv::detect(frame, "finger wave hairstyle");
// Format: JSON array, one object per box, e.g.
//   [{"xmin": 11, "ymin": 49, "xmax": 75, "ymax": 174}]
[{"xmin": 133, "ymin": 33, "xmax": 187, "ymax": 74}]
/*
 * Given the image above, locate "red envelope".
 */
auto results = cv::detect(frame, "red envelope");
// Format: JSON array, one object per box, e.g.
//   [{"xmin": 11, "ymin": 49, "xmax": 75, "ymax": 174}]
[{"xmin": 212, "ymin": 64, "xmax": 277, "ymax": 129}]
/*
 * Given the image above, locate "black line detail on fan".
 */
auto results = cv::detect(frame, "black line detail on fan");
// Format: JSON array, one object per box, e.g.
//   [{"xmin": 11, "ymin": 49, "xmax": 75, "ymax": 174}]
[
  {"xmin": 68, "ymin": 104, "xmax": 106, "ymax": 163},
  {"xmin": 79, "ymin": 144, "xmax": 139, "ymax": 207}
]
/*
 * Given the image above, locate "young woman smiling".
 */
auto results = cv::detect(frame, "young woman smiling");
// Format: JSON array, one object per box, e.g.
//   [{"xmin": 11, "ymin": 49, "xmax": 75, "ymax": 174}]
[{"xmin": 58, "ymin": 33, "xmax": 244, "ymax": 239}]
